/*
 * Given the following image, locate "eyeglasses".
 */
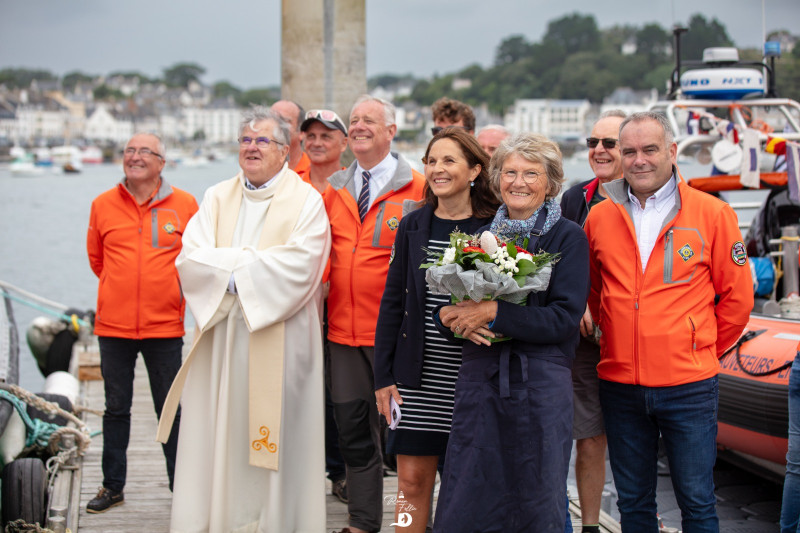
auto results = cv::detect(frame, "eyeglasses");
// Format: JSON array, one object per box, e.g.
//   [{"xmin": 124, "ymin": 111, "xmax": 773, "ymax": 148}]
[
  {"xmin": 500, "ymin": 170, "xmax": 543, "ymax": 184},
  {"xmin": 124, "ymin": 147, "xmax": 163, "ymax": 159},
  {"xmin": 239, "ymin": 136, "xmax": 284, "ymax": 148},
  {"xmin": 431, "ymin": 125, "xmax": 468, "ymax": 136},
  {"xmin": 586, "ymin": 137, "xmax": 618, "ymax": 149}
]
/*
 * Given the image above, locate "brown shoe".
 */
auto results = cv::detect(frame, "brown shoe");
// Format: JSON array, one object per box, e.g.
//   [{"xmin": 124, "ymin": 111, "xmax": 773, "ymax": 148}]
[
  {"xmin": 331, "ymin": 479, "xmax": 348, "ymax": 503},
  {"xmin": 86, "ymin": 487, "xmax": 124, "ymax": 513}
]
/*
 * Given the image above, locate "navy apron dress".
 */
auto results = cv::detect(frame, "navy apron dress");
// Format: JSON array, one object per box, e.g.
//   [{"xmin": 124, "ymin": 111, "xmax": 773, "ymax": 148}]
[{"xmin": 433, "ymin": 209, "xmax": 574, "ymax": 532}]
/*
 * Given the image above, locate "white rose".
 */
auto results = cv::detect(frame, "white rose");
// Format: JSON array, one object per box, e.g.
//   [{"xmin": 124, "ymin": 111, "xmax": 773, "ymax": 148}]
[
  {"xmin": 517, "ymin": 252, "xmax": 533, "ymax": 262},
  {"xmin": 443, "ymin": 247, "xmax": 457, "ymax": 264},
  {"xmin": 480, "ymin": 231, "xmax": 498, "ymax": 255}
]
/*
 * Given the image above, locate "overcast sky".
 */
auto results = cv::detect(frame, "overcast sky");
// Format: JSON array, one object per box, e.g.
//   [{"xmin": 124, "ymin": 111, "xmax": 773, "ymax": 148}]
[{"xmin": 1, "ymin": 0, "xmax": 797, "ymax": 90}]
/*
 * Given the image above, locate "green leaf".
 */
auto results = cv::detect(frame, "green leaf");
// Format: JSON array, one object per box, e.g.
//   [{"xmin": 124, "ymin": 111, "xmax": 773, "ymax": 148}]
[{"xmin": 515, "ymin": 259, "xmax": 537, "ymax": 277}]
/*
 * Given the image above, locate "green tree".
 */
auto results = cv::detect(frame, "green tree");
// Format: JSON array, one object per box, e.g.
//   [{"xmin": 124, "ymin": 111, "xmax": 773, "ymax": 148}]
[
  {"xmin": 107, "ymin": 71, "xmax": 153, "ymax": 84},
  {"xmin": 368, "ymin": 73, "xmax": 416, "ymax": 89},
  {"xmin": 235, "ymin": 87, "xmax": 279, "ymax": 108},
  {"xmin": 775, "ymin": 52, "xmax": 800, "ymax": 101},
  {"xmin": 643, "ymin": 64, "xmax": 674, "ymax": 93},
  {"xmin": 681, "ymin": 14, "xmax": 734, "ymax": 60},
  {"xmin": 543, "ymin": 13, "xmax": 600, "ymax": 55},
  {"xmin": 0, "ymin": 68, "xmax": 57, "ymax": 89},
  {"xmin": 457, "ymin": 63, "xmax": 484, "ymax": 80},
  {"xmin": 162, "ymin": 62, "xmax": 206, "ymax": 88},
  {"xmin": 495, "ymin": 35, "xmax": 532, "ymax": 66},
  {"xmin": 62, "ymin": 71, "xmax": 96, "ymax": 91},
  {"xmin": 93, "ymin": 84, "xmax": 124, "ymax": 101},
  {"xmin": 213, "ymin": 81, "xmax": 241, "ymax": 99},
  {"xmin": 602, "ymin": 25, "xmax": 638, "ymax": 53},
  {"xmin": 556, "ymin": 51, "xmax": 624, "ymax": 101},
  {"xmin": 636, "ymin": 23, "xmax": 671, "ymax": 68}
]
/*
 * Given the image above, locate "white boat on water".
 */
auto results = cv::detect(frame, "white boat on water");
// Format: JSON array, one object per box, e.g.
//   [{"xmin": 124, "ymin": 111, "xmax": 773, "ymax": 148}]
[
  {"xmin": 9, "ymin": 154, "xmax": 44, "ymax": 177},
  {"xmin": 81, "ymin": 145, "xmax": 103, "ymax": 164},
  {"xmin": 51, "ymin": 146, "xmax": 83, "ymax": 174},
  {"xmin": 33, "ymin": 147, "xmax": 53, "ymax": 167}
]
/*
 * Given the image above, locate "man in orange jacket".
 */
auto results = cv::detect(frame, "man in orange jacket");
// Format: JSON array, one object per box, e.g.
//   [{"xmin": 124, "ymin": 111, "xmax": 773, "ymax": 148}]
[
  {"xmin": 585, "ymin": 112, "xmax": 753, "ymax": 532},
  {"xmin": 86, "ymin": 132, "xmax": 198, "ymax": 513},
  {"xmin": 325, "ymin": 95, "xmax": 425, "ymax": 533}
]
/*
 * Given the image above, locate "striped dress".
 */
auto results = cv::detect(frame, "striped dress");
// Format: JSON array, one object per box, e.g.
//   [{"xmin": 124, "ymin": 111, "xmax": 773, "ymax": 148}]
[{"xmin": 390, "ymin": 215, "xmax": 466, "ymax": 456}]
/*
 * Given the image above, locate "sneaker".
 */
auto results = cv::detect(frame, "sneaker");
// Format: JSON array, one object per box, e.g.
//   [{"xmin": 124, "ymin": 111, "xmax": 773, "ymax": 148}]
[
  {"xmin": 331, "ymin": 479, "xmax": 348, "ymax": 504},
  {"xmin": 86, "ymin": 487, "xmax": 124, "ymax": 513}
]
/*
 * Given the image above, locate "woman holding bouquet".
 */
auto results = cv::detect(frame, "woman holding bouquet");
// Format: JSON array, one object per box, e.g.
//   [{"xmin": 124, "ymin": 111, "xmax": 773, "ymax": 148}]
[
  {"xmin": 374, "ymin": 128, "xmax": 500, "ymax": 532},
  {"xmin": 434, "ymin": 133, "xmax": 590, "ymax": 532}
]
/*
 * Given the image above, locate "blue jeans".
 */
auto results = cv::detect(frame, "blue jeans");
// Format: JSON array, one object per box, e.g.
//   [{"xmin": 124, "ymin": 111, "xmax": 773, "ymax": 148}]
[
  {"xmin": 781, "ymin": 351, "xmax": 800, "ymax": 533},
  {"xmin": 599, "ymin": 377, "xmax": 719, "ymax": 533},
  {"xmin": 99, "ymin": 336, "xmax": 182, "ymax": 492}
]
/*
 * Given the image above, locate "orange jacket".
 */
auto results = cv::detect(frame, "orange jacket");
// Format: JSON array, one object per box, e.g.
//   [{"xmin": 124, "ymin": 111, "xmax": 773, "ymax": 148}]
[
  {"xmin": 87, "ymin": 178, "xmax": 199, "ymax": 339},
  {"xmin": 324, "ymin": 154, "xmax": 425, "ymax": 346},
  {"xmin": 293, "ymin": 152, "xmax": 311, "ymax": 179},
  {"xmin": 302, "ymin": 166, "xmax": 345, "ymax": 283},
  {"xmin": 586, "ymin": 174, "xmax": 753, "ymax": 387}
]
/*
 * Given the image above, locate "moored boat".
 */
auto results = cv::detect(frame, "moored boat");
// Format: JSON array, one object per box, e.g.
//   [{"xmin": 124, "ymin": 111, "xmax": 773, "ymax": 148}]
[
  {"xmin": 9, "ymin": 154, "xmax": 44, "ymax": 177},
  {"xmin": 0, "ymin": 281, "xmax": 92, "ymax": 530}
]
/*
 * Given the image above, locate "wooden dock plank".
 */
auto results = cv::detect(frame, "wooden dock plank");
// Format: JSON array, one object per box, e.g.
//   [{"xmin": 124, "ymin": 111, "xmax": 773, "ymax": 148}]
[{"xmin": 76, "ymin": 356, "xmax": 591, "ymax": 532}]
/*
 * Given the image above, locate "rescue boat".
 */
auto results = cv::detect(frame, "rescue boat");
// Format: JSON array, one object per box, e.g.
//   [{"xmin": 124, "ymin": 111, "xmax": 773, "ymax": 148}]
[{"xmin": 651, "ymin": 30, "xmax": 800, "ymax": 474}]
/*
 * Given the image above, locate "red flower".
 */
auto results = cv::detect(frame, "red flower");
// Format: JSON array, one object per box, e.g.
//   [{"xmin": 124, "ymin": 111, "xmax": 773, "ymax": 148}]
[{"xmin": 462, "ymin": 246, "xmax": 486, "ymax": 253}]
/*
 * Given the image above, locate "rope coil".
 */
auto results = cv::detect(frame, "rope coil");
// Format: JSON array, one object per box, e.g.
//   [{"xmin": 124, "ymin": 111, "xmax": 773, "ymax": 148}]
[{"xmin": 0, "ymin": 385, "xmax": 91, "ymax": 456}]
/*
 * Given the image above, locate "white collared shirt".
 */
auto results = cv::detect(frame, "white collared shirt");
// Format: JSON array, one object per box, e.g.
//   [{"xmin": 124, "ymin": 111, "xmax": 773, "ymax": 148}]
[
  {"xmin": 628, "ymin": 174, "xmax": 677, "ymax": 271},
  {"xmin": 354, "ymin": 152, "xmax": 399, "ymax": 209}
]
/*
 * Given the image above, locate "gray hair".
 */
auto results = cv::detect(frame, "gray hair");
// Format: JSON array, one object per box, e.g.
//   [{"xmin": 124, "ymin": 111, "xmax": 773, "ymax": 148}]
[
  {"xmin": 239, "ymin": 105, "xmax": 291, "ymax": 154},
  {"xmin": 477, "ymin": 124, "xmax": 510, "ymax": 136},
  {"xmin": 489, "ymin": 133, "xmax": 565, "ymax": 200},
  {"xmin": 128, "ymin": 132, "xmax": 166, "ymax": 158},
  {"xmin": 350, "ymin": 94, "xmax": 396, "ymax": 126},
  {"xmin": 619, "ymin": 111, "xmax": 674, "ymax": 145},
  {"xmin": 597, "ymin": 109, "xmax": 627, "ymax": 121}
]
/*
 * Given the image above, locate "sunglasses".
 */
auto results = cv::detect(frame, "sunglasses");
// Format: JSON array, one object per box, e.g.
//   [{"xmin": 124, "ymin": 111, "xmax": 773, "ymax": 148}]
[
  {"xmin": 431, "ymin": 125, "xmax": 469, "ymax": 136},
  {"xmin": 306, "ymin": 109, "xmax": 338, "ymax": 121},
  {"xmin": 586, "ymin": 137, "xmax": 618, "ymax": 149}
]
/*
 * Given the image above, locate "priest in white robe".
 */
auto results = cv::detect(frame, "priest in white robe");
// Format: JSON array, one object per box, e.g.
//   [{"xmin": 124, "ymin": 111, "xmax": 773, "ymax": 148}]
[{"xmin": 157, "ymin": 106, "xmax": 331, "ymax": 533}]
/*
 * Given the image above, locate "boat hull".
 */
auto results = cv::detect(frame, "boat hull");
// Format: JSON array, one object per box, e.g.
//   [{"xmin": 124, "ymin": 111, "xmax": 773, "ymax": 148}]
[{"xmin": 717, "ymin": 314, "xmax": 796, "ymax": 466}]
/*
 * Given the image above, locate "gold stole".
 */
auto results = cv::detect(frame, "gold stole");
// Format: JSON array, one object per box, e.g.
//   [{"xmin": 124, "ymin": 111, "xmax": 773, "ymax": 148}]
[{"xmin": 157, "ymin": 169, "xmax": 310, "ymax": 471}]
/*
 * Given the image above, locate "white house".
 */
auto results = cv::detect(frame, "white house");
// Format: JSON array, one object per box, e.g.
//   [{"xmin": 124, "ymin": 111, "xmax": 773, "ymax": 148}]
[
  {"xmin": 181, "ymin": 104, "xmax": 241, "ymax": 143},
  {"xmin": 505, "ymin": 99, "xmax": 592, "ymax": 142},
  {"xmin": 85, "ymin": 104, "xmax": 134, "ymax": 143}
]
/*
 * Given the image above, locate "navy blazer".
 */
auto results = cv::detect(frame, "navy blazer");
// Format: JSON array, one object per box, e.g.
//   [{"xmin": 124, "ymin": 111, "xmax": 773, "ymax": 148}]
[
  {"xmin": 434, "ymin": 216, "xmax": 590, "ymax": 367},
  {"xmin": 373, "ymin": 204, "xmax": 492, "ymax": 390}
]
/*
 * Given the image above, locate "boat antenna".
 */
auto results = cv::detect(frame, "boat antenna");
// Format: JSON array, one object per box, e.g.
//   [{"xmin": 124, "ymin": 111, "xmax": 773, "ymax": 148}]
[{"xmin": 668, "ymin": 26, "xmax": 688, "ymax": 100}]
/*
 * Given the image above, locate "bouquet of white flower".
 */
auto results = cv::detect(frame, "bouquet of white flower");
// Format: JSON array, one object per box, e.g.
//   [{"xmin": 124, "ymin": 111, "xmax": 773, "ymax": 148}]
[{"xmin": 421, "ymin": 230, "xmax": 559, "ymax": 306}]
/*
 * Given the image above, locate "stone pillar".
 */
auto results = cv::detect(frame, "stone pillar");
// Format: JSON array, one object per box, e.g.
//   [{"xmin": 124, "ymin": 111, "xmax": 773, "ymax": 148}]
[{"xmin": 281, "ymin": 0, "xmax": 366, "ymax": 119}]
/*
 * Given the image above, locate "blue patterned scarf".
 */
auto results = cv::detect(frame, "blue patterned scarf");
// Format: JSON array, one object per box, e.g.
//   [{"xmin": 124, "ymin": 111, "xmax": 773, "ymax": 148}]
[{"xmin": 489, "ymin": 198, "xmax": 561, "ymax": 247}]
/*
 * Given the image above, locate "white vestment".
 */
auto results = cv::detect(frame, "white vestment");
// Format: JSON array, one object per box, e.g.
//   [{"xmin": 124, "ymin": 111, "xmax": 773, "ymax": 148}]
[{"xmin": 169, "ymin": 170, "xmax": 330, "ymax": 533}]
